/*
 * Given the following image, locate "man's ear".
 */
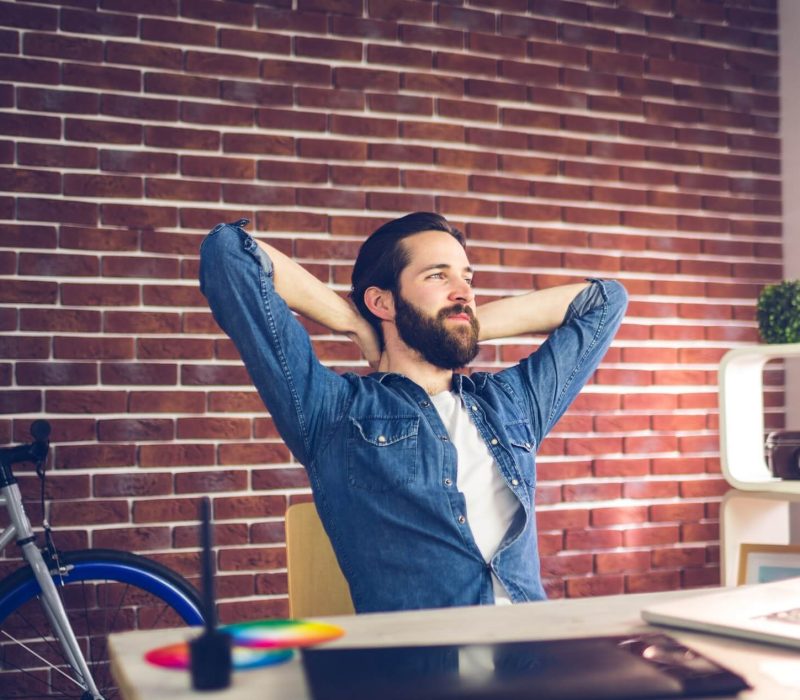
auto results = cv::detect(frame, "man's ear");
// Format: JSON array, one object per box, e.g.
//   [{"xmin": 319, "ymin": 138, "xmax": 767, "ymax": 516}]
[{"xmin": 363, "ymin": 286, "xmax": 395, "ymax": 322}]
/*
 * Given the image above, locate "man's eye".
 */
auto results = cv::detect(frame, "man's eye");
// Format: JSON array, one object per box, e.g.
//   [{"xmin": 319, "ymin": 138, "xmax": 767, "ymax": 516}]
[
  {"xmin": 427, "ymin": 273, "xmax": 444, "ymax": 279},
  {"xmin": 465, "ymin": 278, "xmax": 474, "ymax": 287}
]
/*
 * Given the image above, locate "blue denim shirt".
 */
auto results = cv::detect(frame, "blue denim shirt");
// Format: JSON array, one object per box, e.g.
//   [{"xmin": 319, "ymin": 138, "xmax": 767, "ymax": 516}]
[{"xmin": 199, "ymin": 221, "xmax": 628, "ymax": 613}]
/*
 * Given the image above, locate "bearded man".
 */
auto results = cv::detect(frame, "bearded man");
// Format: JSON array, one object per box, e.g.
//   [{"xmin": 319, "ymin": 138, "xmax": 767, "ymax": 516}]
[{"xmin": 199, "ymin": 213, "xmax": 627, "ymax": 613}]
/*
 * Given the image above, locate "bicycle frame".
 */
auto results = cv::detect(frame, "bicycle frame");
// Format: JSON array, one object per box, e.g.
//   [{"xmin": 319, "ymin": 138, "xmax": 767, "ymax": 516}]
[{"xmin": 1, "ymin": 458, "xmax": 104, "ymax": 699}]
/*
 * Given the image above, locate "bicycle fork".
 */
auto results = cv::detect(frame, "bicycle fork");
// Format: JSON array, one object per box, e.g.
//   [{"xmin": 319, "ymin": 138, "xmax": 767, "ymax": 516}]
[{"xmin": 4, "ymin": 481, "xmax": 104, "ymax": 699}]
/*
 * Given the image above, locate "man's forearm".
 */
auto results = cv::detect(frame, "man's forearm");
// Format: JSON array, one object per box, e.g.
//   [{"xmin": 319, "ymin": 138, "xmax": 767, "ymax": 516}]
[
  {"xmin": 255, "ymin": 240, "xmax": 359, "ymax": 335},
  {"xmin": 477, "ymin": 282, "xmax": 590, "ymax": 341}
]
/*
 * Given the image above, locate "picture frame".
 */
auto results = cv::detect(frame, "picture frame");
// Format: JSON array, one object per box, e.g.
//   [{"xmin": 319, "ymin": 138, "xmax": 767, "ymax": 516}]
[{"xmin": 737, "ymin": 543, "xmax": 800, "ymax": 585}]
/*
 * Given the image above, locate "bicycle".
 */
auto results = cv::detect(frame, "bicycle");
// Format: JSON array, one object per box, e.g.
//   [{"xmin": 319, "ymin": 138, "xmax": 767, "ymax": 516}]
[{"xmin": 0, "ymin": 420, "xmax": 206, "ymax": 699}]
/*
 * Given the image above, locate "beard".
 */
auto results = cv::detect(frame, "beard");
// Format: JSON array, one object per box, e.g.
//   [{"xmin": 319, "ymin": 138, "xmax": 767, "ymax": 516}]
[{"xmin": 394, "ymin": 292, "xmax": 480, "ymax": 370}]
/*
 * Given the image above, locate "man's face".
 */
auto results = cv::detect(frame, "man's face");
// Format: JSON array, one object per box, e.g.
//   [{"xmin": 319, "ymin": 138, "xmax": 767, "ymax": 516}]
[{"xmin": 393, "ymin": 230, "xmax": 479, "ymax": 370}]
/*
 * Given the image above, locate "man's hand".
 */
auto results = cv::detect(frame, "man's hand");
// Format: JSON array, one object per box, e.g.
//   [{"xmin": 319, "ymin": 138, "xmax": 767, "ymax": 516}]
[{"xmin": 346, "ymin": 309, "xmax": 381, "ymax": 370}]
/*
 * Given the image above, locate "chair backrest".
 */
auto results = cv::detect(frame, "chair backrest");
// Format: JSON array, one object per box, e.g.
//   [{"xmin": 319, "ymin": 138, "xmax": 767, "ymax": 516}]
[{"xmin": 285, "ymin": 501, "xmax": 355, "ymax": 618}]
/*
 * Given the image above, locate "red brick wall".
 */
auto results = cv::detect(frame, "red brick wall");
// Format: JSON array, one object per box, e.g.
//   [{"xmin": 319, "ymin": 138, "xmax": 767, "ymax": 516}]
[{"xmin": 0, "ymin": 0, "xmax": 782, "ymax": 618}]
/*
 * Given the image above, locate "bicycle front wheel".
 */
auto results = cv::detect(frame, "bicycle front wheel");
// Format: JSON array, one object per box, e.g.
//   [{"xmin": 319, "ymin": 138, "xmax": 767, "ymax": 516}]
[{"xmin": 0, "ymin": 548, "xmax": 204, "ymax": 699}]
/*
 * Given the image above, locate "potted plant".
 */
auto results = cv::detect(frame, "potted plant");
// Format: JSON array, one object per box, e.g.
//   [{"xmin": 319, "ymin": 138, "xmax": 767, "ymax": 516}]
[{"xmin": 756, "ymin": 280, "xmax": 800, "ymax": 344}]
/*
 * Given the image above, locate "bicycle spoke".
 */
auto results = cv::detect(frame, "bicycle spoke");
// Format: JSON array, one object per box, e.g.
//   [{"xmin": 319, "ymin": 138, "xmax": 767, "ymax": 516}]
[{"xmin": 1, "ymin": 629, "xmax": 84, "ymax": 687}]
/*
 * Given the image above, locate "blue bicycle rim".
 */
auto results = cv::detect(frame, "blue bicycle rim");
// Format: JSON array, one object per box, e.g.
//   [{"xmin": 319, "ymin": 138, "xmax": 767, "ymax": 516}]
[{"xmin": 0, "ymin": 559, "xmax": 204, "ymax": 625}]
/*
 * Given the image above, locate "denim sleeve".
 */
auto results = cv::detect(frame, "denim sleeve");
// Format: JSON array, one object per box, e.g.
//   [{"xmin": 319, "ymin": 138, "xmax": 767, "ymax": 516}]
[
  {"xmin": 198, "ymin": 222, "xmax": 352, "ymax": 466},
  {"xmin": 495, "ymin": 279, "xmax": 628, "ymax": 447}
]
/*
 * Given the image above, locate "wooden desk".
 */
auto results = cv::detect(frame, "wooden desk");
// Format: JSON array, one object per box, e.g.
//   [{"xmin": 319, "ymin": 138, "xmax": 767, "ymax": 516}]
[{"xmin": 109, "ymin": 589, "xmax": 800, "ymax": 699}]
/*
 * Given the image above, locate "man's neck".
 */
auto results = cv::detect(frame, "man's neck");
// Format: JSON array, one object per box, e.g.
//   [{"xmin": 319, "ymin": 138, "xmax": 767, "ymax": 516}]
[{"xmin": 379, "ymin": 345, "xmax": 455, "ymax": 395}]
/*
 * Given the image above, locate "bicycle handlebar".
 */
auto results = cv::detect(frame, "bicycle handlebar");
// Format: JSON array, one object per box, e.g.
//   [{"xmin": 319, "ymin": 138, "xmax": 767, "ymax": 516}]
[{"xmin": 0, "ymin": 419, "xmax": 51, "ymax": 468}]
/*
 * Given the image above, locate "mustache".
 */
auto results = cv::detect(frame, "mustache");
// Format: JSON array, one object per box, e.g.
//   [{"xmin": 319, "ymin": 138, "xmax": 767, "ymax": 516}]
[{"xmin": 437, "ymin": 304, "xmax": 475, "ymax": 320}]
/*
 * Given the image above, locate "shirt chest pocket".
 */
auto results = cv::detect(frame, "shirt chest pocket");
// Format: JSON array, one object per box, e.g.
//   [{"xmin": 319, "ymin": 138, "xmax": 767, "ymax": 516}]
[
  {"xmin": 505, "ymin": 421, "xmax": 536, "ymax": 487},
  {"xmin": 347, "ymin": 416, "xmax": 419, "ymax": 492}
]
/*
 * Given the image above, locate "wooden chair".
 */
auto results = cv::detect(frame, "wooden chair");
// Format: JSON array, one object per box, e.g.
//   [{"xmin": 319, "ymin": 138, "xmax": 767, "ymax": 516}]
[{"xmin": 285, "ymin": 501, "xmax": 355, "ymax": 618}]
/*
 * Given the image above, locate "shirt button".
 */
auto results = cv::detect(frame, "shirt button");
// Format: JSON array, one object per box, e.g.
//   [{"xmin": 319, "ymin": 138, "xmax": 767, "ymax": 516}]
[
  {"xmin": 511, "ymin": 479, "xmax": 519, "ymax": 486},
  {"xmin": 377, "ymin": 435, "xmax": 386, "ymax": 443},
  {"xmin": 444, "ymin": 478, "xmax": 452, "ymax": 486},
  {"xmin": 441, "ymin": 435, "xmax": 449, "ymax": 441},
  {"xmin": 421, "ymin": 401, "xmax": 430, "ymax": 408},
  {"xmin": 458, "ymin": 515, "xmax": 466, "ymax": 524},
  {"xmin": 471, "ymin": 405, "xmax": 478, "ymax": 412},
  {"xmin": 490, "ymin": 438, "xmax": 498, "ymax": 446}
]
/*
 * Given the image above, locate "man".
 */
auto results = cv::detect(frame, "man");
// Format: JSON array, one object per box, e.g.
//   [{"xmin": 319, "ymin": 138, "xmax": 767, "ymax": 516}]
[{"xmin": 199, "ymin": 212, "xmax": 627, "ymax": 613}]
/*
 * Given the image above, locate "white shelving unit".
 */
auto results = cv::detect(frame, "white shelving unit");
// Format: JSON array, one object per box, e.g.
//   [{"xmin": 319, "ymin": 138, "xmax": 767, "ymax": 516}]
[{"xmin": 719, "ymin": 343, "xmax": 800, "ymax": 585}]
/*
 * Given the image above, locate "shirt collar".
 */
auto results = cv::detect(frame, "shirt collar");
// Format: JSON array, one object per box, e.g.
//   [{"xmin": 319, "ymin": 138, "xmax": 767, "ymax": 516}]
[{"xmin": 369, "ymin": 371, "xmax": 476, "ymax": 393}]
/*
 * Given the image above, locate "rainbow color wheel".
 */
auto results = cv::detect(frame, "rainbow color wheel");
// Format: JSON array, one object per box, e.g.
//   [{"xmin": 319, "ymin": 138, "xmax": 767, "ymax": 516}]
[
  {"xmin": 223, "ymin": 619, "xmax": 344, "ymax": 649},
  {"xmin": 145, "ymin": 642, "xmax": 293, "ymax": 671},
  {"xmin": 145, "ymin": 619, "xmax": 343, "ymax": 672}
]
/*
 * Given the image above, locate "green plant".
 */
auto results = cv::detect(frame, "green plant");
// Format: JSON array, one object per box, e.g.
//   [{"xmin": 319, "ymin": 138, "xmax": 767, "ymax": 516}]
[{"xmin": 757, "ymin": 280, "xmax": 800, "ymax": 344}]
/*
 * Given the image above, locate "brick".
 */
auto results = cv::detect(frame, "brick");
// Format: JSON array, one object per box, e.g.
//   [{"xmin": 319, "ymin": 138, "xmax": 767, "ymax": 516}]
[
  {"xmin": 139, "ymin": 443, "xmax": 214, "ymax": 467},
  {"xmin": 181, "ymin": 0, "xmax": 254, "ymax": 24},
  {"xmin": 626, "ymin": 570, "xmax": 680, "ymax": 594},
  {"xmin": 0, "ymin": 166, "xmax": 60, "ymax": 193},
  {"xmin": 218, "ymin": 442, "xmax": 292, "ymax": 465},
  {"xmin": 252, "ymin": 467, "xmax": 310, "ymax": 490},
  {"xmin": 566, "ymin": 575, "xmax": 624, "ymax": 598},
  {"xmin": 219, "ymin": 28, "xmax": 289, "ymax": 55},
  {"xmin": 402, "ymin": 72, "xmax": 464, "ymax": 96},
  {"xmin": 222, "ymin": 80, "xmax": 292, "ymax": 106},
  {"xmin": 102, "ymin": 204, "xmax": 178, "ymax": 228},
  {"xmin": 257, "ymin": 160, "xmax": 326, "ymax": 183},
  {"xmin": 104, "ymin": 310, "xmax": 180, "ymax": 333},
  {"xmin": 100, "ymin": 362, "xmax": 177, "ymax": 386},
  {"xmin": 102, "ymin": 0, "xmax": 171, "ymax": 14},
  {"xmin": 295, "ymin": 36, "xmax": 362, "ymax": 62},
  {"xmin": 54, "ymin": 336, "xmax": 133, "ymax": 360},
  {"xmin": 0, "ymin": 56, "xmax": 59, "ymax": 86},
  {"xmin": 144, "ymin": 71, "xmax": 218, "ymax": 98},
  {"xmin": 16, "ymin": 361, "xmax": 97, "ymax": 386},
  {"xmin": 0, "ymin": 336, "xmax": 49, "ymax": 359},
  {"xmin": 437, "ymin": 4, "xmax": 495, "ymax": 32},
  {"xmin": 62, "ymin": 62, "xmax": 140, "ymax": 92},
  {"xmin": 215, "ymin": 495, "xmax": 286, "ymax": 520},
  {"xmin": 0, "ymin": 390, "xmax": 41, "ymax": 414},
  {"xmin": 15, "ymin": 144, "xmax": 90, "ymax": 171},
  {"xmin": 64, "ymin": 117, "xmax": 141, "ymax": 145},
  {"xmin": 185, "ymin": 50, "xmax": 258, "ymax": 78},
  {"xmin": 174, "ymin": 523, "xmax": 249, "ymax": 549},
  {"xmin": 58, "ymin": 226, "xmax": 137, "ymax": 252},
  {"xmin": 0, "ymin": 111, "xmax": 60, "ymax": 139},
  {"xmin": 133, "ymin": 497, "xmax": 202, "ymax": 524},
  {"xmin": 141, "ymin": 18, "xmax": 216, "ymax": 46},
  {"xmin": 0, "ymin": 1, "xmax": 58, "ymax": 29},
  {"xmin": 334, "ymin": 66, "xmax": 398, "ymax": 91},
  {"xmin": 145, "ymin": 125, "xmax": 220, "ymax": 151},
  {"xmin": 23, "ymin": 32, "xmax": 103, "ymax": 63},
  {"xmin": 92, "ymin": 526, "xmax": 172, "ymax": 551},
  {"xmin": 64, "ymin": 173, "xmax": 143, "ymax": 198},
  {"xmin": 175, "ymin": 469, "xmax": 247, "ymax": 494},
  {"xmin": 595, "ymin": 551, "xmax": 650, "ymax": 575},
  {"xmin": 17, "ymin": 197, "xmax": 98, "ymax": 226},
  {"xmin": 369, "ymin": 0, "xmax": 432, "ymax": 21},
  {"xmin": 470, "ymin": 32, "xmax": 526, "ymax": 59},
  {"xmin": 105, "ymin": 40, "xmax": 182, "ymax": 69},
  {"xmin": 50, "ymin": 499, "xmax": 129, "ymax": 525}
]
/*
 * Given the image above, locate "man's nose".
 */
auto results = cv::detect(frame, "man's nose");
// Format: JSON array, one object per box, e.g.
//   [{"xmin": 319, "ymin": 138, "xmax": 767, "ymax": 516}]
[{"xmin": 450, "ymin": 279, "xmax": 474, "ymax": 303}]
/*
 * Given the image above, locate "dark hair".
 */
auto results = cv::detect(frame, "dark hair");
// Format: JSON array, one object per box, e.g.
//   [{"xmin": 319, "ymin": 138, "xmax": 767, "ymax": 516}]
[{"xmin": 350, "ymin": 212, "xmax": 465, "ymax": 347}]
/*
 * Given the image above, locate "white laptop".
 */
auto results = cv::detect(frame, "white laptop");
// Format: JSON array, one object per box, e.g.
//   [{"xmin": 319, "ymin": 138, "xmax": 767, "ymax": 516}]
[{"xmin": 643, "ymin": 576, "xmax": 800, "ymax": 648}]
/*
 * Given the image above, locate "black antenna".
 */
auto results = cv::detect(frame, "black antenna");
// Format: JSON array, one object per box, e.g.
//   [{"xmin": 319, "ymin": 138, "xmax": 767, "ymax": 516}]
[
  {"xmin": 190, "ymin": 497, "xmax": 232, "ymax": 691},
  {"xmin": 200, "ymin": 497, "xmax": 216, "ymax": 630}
]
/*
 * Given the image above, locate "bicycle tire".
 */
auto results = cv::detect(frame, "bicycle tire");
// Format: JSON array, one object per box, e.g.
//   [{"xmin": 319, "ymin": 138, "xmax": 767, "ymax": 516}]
[{"xmin": 0, "ymin": 549, "xmax": 204, "ymax": 699}]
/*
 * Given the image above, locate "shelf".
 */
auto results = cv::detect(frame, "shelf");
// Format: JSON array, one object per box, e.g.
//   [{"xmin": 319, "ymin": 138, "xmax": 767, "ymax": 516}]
[
  {"xmin": 720, "ymin": 490, "xmax": 800, "ymax": 585},
  {"xmin": 719, "ymin": 342, "xmax": 800, "ymax": 492}
]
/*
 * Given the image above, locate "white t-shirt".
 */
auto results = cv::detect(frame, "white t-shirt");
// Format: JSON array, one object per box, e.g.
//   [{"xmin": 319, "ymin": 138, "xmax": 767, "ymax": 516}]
[{"xmin": 430, "ymin": 390, "xmax": 520, "ymax": 605}]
